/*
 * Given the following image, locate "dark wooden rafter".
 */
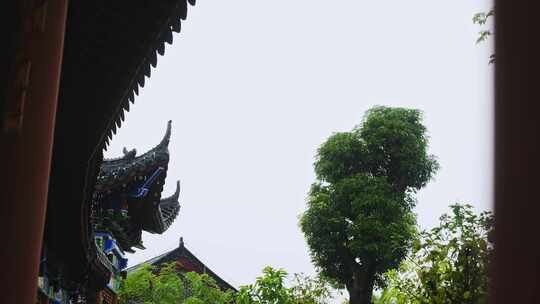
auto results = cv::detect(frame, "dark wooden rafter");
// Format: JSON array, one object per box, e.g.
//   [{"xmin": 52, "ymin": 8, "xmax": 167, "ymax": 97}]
[{"xmin": 100, "ymin": 0, "xmax": 196, "ymax": 154}]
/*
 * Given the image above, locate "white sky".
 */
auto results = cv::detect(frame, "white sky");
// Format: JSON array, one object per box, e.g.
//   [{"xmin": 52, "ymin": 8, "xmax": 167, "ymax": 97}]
[{"xmin": 105, "ymin": 0, "xmax": 493, "ymax": 301}]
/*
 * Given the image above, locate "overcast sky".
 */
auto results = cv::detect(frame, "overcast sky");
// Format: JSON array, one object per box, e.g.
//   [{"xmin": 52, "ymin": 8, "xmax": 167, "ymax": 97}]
[{"xmin": 105, "ymin": 0, "xmax": 493, "ymax": 301}]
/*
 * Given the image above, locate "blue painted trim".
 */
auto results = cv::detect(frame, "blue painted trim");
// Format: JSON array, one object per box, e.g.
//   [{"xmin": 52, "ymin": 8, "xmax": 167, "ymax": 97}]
[{"xmin": 130, "ymin": 167, "xmax": 164, "ymax": 198}]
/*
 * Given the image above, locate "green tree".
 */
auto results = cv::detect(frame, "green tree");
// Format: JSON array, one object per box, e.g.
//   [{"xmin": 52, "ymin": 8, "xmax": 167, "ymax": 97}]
[
  {"xmin": 300, "ymin": 106, "xmax": 438, "ymax": 304},
  {"xmin": 237, "ymin": 267, "xmax": 293, "ymax": 304},
  {"xmin": 119, "ymin": 263, "xmax": 159, "ymax": 303},
  {"xmin": 376, "ymin": 204, "xmax": 494, "ymax": 304},
  {"xmin": 119, "ymin": 262, "xmax": 233, "ymax": 304},
  {"xmin": 237, "ymin": 267, "xmax": 334, "ymax": 304}
]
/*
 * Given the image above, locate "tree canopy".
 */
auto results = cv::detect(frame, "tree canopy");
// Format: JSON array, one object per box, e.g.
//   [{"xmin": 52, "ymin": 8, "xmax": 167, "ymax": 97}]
[{"xmin": 301, "ymin": 106, "xmax": 438, "ymax": 304}]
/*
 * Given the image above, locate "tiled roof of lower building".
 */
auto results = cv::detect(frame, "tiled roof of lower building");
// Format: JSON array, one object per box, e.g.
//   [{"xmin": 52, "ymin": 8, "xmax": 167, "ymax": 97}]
[{"xmin": 127, "ymin": 237, "xmax": 237, "ymax": 292}]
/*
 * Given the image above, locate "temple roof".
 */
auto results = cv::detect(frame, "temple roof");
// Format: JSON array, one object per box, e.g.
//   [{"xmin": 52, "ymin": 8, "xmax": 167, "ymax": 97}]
[
  {"xmin": 95, "ymin": 120, "xmax": 172, "ymax": 192},
  {"xmin": 127, "ymin": 238, "xmax": 237, "ymax": 292},
  {"xmin": 94, "ymin": 121, "xmax": 181, "ymax": 251}
]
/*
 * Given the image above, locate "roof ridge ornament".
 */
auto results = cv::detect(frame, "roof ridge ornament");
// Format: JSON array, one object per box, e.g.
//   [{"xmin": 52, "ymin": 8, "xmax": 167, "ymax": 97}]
[
  {"xmin": 156, "ymin": 120, "xmax": 172, "ymax": 150},
  {"xmin": 122, "ymin": 147, "xmax": 137, "ymax": 159},
  {"xmin": 159, "ymin": 180, "xmax": 181, "ymax": 210},
  {"xmin": 159, "ymin": 180, "xmax": 180, "ymax": 202}
]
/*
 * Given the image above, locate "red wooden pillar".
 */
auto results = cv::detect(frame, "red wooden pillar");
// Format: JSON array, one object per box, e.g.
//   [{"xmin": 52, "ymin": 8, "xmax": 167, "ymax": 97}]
[
  {"xmin": 493, "ymin": 0, "xmax": 540, "ymax": 303},
  {"xmin": 0, "ymin": 0, "xmax": 68, "ymax": 303}
]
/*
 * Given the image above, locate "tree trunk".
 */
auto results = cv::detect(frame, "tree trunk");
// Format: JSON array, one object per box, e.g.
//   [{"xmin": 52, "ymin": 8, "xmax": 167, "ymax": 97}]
[
  {"xmin": 347, "ymin": 285, "xmax": 373, "ymax": 304},
  {"xmin": 347, "ymin": 271, "xmax": 376, "ymax": 304}
]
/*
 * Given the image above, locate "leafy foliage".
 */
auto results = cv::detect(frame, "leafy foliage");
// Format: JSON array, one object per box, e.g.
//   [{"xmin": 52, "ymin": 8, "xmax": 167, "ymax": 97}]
[
  {"xmin": 119, "ymin": 262, "xmax": 233, "ymax": 304},
  {"xmin": 237, "ymin": 267, "xmax": 334, "ymax": 304},
  {"xmin": 290, "ymin": 273, "xmax": 334, "ymax": 304},
  {"xmin": 237, "ymin": 267, "xmax": 292, "ymax": 304},
  {"xmin": 183, "ymin": 272, "xmax": 234, "ymax": 304},
  {"xmin": 301, "ymin": 106, "xmax": 438, "ymax": 303},
  {"xmin": 375, "ymin": 204, "xmax": 494, "ymax": 304},
  {"xmin": 472, "ymin": 9, "xmax": 495, "ymax": 64},
  {"xmin": 119, "ymin": 264, "xmax": 161, "ymax": 303}
]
